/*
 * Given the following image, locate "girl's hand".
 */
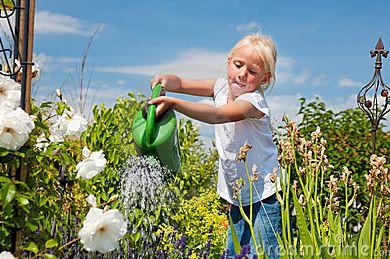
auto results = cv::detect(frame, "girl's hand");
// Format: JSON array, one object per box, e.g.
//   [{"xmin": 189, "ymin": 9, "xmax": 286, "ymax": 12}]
[
  {"xmin": 148, "ymin": 96, "xmax": 176, "ymax": 118},
  {"xmin": 150, "ymin": 74, "xmax": 182, "ymax": 92}
]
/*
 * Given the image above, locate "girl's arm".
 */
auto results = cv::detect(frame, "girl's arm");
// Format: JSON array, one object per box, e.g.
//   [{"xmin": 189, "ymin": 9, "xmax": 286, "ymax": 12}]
[
  {"xmin": 148, "ymin": 96, "xmax": 264, "ymax": 124},
  {"xmin": 151, "ymin": 74, "xmax": 215, "ymax": 97}
]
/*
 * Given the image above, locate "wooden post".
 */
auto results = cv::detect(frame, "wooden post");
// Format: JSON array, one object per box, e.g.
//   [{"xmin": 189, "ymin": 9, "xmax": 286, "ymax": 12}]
[{"xmin": 12, "ymin": 0, "xmax": 35, "ymax": 255}]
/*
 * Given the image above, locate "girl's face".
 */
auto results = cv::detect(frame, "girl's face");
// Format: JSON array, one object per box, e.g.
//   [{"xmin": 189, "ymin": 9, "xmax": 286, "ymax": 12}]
[{"xmin": 227, "ymin": 45, "xmax": 269, "ymax": 97}]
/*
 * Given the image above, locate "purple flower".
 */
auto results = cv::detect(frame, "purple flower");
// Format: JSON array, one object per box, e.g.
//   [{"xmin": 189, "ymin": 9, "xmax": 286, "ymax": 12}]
[
  {"xmin": 187, "ymin": 248, "xmax": 193, "ymax": 257},
  {"xmin": 220, "ymin": 249, "xmax": 229, "ymax": 259},
  {"xmin": 241, "ymin": 244, "xmax": 251, "ymax": 255},
  {"xmin": 178, "ymin": 236, "xmax": 186, "ymax": 250}
]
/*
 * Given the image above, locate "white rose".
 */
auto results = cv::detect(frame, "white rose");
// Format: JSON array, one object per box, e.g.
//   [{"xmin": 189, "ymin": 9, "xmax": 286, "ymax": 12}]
[
  {"xmin": 0, "ymin": 106, "xmax": 35, "ymax": 151},
  {"xmin": 49, "ymin": 116, "xmax": 67, "ymax": 137},
  {"xmin": 86, "ymin": 194, "xmax": 97, "ymax": 207},
  {"xmin": 76, "ymin": 147, "xmax": 106, "ymax": 179},
  {"xmin": 0, "ymin": 251, "xmax": 15, "ymax": 259},
  {"xmin": 78, "ymin": 207, "xmax": 127, "ymax": 253},
  {"xmin": 66, "ymin": 113, "xmax": 88, "ymax": 137},
  {"xmin": 0, "ymin": 74, "xmax": 21, "ymax": 109},
  {"xmin": 49, "ymin": 109, "xmax": 87, "ymax": 139}
]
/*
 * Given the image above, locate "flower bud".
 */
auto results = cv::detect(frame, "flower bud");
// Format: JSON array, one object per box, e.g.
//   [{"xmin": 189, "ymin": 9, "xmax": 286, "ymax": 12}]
[{"xmin": 56, "ymin": 88, "xmax": 63, "ymax": 100}]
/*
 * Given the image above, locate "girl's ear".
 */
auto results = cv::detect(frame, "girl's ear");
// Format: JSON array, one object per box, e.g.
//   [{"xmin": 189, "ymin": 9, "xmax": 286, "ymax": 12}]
[{"xmin": 260, "ymin": 71, "xmax": 272, "ymax": 84}]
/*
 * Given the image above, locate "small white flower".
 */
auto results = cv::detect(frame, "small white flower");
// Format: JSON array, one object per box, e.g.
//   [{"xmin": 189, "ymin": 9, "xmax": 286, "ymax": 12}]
[
  {"xmin": 0, "ymin": 106, "xmax": 35, "ymax": 151},
  {"xmin": 35, "ymin": 133, "xmax": 49, "ymax": 151},
  {"xmin": 78, "ymin": 207, "xmax": 127, "ymax": 253},
  {"xmin": 0, "ymin": 74, "xmax": 21, "ymax": 109},
  {"xmin": 86, "ymin": 194, "xmax": 97, "ymax": 207},
  {"xmin": 76, "ymin": 147, "xmax": 106, "ymax": 179},
  {"xmin": 56, "ymin": 88, "xmax": 62, "ymax": 99},
  {"xmin": 353, "ymin": 221, "xmax": 362, "ymax": 232},
  {"xmin": 0, "ymin": 251, "xmax": 15, "ymax": 259}
]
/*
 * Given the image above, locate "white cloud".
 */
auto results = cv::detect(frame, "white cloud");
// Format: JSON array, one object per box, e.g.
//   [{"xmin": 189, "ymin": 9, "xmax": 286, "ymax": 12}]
[
  {"xmin": 292, "ymin": 70, "xmax": 310, "ymax": 85},
  {"xmin": 35, "ymin": 53, "xmax": 80, "ymax": 64},
  {"xmin": 326, "ymin": 94, "xmax": 358, "ymax": 112},
  {"xmin": 35, "ymin": 11, "xmax": 104, "ymax": 36},
  {"xmin": 33, "ymin": 53, "xmax": 81, "ymax": 72},
  {"xmin": 276, "ymin": 56, "xmax": 312, "ymax": 86},
  {"xmin": 117, "ymin": 80, "xmax": 126, "ymax": 86},
  {"xmin": 97, "ymin": 48, "xmax": 227, "ymax": 79},
  {"xmin": 338, "ymin": 76, "xmax": 361, "ymax": 88},
  {"xmin": 267, "ymin": 94, "xmax": 303, "ymax": 126},
  {"xmin": 276, "ymin": 69, "xmax": 310, "ymax": 85},
  {"xmin": 311, "ymin": 74, "xmax": 327, "ymax": 86},
  {"xmin": 278, "ymin": 56, "xmax": 295, "ymax": 70},
  {"xmin": 236, "ymin": 21, "xmax": 260, "ymax": 34},
  {"xmin": 35, "ymin": 11, "xmax": 86, "ymax": 35}
]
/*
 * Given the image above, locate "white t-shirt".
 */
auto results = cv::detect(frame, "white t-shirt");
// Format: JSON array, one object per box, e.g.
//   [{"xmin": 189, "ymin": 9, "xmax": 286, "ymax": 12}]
[{"xmin": 213, "ymin": 77, "xmax": 280, "ymax": 206}]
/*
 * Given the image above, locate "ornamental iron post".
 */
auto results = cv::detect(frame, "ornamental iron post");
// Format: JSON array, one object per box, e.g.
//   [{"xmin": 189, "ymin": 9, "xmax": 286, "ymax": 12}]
[
  {"xmin": 357, "ymin": 38, "xmax": 390, "ymax": 154},
  {"xmin": 0, "ymin": 0, "xmax": 36, "ymax": 255}
]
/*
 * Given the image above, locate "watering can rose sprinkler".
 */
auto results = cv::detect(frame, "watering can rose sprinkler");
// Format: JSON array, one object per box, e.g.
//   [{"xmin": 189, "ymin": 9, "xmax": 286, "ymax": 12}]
[{"xmin": 132, "ymin": 83, "xmax": 181, "ymax": 176}]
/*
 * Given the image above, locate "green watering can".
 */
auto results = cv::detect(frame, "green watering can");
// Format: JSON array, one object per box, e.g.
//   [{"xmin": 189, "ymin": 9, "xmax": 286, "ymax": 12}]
[{"xmin": 132, "ymin": 83, "xmax": 181, "ymax": 174}]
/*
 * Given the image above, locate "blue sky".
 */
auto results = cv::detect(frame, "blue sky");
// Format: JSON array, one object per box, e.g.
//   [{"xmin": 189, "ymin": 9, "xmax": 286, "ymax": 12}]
[{"xmin": 26, "ymin": 1, "xmax": 390, "ymax": 141}]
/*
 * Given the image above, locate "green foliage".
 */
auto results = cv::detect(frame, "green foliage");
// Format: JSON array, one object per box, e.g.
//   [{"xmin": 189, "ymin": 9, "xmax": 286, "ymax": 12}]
[
  {"xmin": 298, "ymin": 97, "xmax": 389, "ymax": 170},
  {"xmin": 297, "ymin": 97, "xmax": 390, "ymax": 231},
  {"xmin": 82, "ymin": 93, "xmax": 144, "ymax": 202},
  {"xmin": 160, "ymin": 190, "xmax": 228, "ymax": 257},
  {"xmin": 275, "ymin": 116, "xmax": 389, "ymax": 258},
  {"xmin": 174, "ymin": 119, "xmax": 218, "ymax": 198},
  {"xmin": 0, "ymin": 93, "xmax": 148, "ymax": 255}
]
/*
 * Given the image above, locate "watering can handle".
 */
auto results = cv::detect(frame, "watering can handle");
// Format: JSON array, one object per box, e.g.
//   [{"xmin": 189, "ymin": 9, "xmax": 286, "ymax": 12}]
[{"xmin": 145, "ymin": 83, "xmax": 164, "ymax": 146}]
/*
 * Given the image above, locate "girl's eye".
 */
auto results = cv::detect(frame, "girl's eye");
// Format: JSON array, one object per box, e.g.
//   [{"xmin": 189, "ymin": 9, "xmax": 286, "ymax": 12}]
[
  {"xmin": 234, "ymin": 62, "xmax": 242, "ymax": 68},
  {"xmin": 249, "ymin": 70, "xmax": 258, "ymax": 75}
]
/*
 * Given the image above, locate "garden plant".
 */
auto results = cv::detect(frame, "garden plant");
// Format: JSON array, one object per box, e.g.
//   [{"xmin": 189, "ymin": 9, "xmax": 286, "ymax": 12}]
[{"xmin": 0, "ymin": 73, "xmax": 389, "ymax": 258}]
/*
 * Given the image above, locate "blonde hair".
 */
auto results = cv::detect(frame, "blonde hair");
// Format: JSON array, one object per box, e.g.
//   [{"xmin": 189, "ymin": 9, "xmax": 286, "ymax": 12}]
[{"xmin": 228, "ymin": 33, "xmax": 277, "ymax": 91}]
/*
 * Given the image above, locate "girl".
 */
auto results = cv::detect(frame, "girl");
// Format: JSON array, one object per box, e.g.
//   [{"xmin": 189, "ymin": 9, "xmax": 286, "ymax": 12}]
[{"xmin": 149, "ymin": 33, "xmax": 281, "ymax": 258}]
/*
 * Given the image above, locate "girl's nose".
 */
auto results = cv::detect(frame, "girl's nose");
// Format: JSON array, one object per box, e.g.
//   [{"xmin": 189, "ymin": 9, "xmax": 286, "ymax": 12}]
[{"xmin": 238, "ymin": 68, "xmax": 247, "ymax": 80}]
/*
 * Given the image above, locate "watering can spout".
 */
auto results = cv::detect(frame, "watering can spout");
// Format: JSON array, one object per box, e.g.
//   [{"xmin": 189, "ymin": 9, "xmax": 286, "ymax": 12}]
[{"xmin": 132, "ymin": 83, "xmax": 181, "ymax": 176}]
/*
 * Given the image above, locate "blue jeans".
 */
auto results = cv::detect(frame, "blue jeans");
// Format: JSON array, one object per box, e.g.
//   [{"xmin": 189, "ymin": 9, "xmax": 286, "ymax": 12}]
[{"xmin": 226, "ymin": 193, "xmax": 281, "ymax": 258}]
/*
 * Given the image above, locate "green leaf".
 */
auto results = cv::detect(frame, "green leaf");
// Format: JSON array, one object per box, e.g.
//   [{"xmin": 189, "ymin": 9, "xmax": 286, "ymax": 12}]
[
  {"xmin": 44, "ymin": 254, "xmax": 57, "ymax": 259},
  {"xmin": 314, "ymin": 230, "xmax": 332, "ymax": 259},
  {"xmin": 34, "ymin": 120, "xmax": 49, "ymax": 130},
  {"xmin": 26, "ymin": 220, "xmax": 38, "ymax": 232},
  {"xmin": 1, "ymin": 183, "xmax": 16, "ymax": 206},
  {"xmin": 0, "ymin": 148, "xmax": 11, "ymax": 157},
  {"xmin": 228, "ymin": 213, "xmax": 241, "ymax": 255},
  {"xmin": 24, "ymin": 241, "xmax": 39, "ymax": 254},
  {"xmin": 45, "ymin": 239, "xmax": 58, "ymax": 248},
  {"xmin": 292, "ymin": 191, "xmax": 314, "ymax": 252},
  {"xmin": 374, "ymin": 225, "xmax": 385, "ymax": 257},
  {"xmin": 0, "ymin": 176, "xmax": 11, "ymax": 183},
  {"xmin": 358, "ymin": 197, "xmax": 374, "ymax": 259},
  {"xmin": 17, "ymin": 196, "xmax": 29, "ymax": 206}
]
